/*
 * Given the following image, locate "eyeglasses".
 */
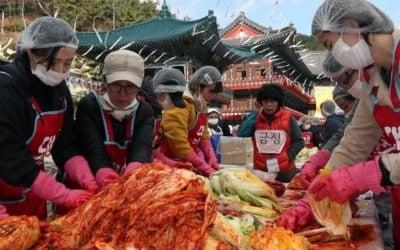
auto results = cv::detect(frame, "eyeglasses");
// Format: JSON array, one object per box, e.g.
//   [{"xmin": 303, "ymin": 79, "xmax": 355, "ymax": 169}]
[{"xmin": 108, "ymin": 83, "xmax": 137, "ymax": 94}]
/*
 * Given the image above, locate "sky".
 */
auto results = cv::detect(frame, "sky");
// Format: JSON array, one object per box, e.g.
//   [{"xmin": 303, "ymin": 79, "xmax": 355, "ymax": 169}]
[{"xmin": 154, "ymin": 0, "xmax": 399, "ymax": 35}]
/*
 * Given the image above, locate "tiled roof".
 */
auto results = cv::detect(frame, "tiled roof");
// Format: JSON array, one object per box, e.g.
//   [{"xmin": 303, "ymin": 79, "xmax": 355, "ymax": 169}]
[
  {"xmin": 75, "ymin": 9, "xmax": 327, "ymax": 95},
  {"xmin": 219, "ymin": 11, "xmax": 272, "ymax": 37},
  {"xmin": 77, "ymin": 13, "xmax": 255, "ymax": 70},
  {"xmin": 78, "ymin": 16, "xmax": 207, "ymax": 47}
]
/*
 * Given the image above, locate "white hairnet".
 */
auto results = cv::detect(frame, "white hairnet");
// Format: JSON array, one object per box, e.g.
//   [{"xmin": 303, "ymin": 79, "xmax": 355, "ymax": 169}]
[
  {"xmin": 322, "ymin": 100, "xmax": 337, "ymax": 116},
  {"xmin": 312, "ymin": 0, "xmax": 394, "ymax": 35},
  {"xmin": 153, "ymin": 68, "xmax": 187, "ymax": 93},
  {"xmin": 189, "ymin": 66, "xmax": 223, "ymax": 93},
  {"xmin": 332, "ymin": 85, "xmax": 351, "ymax": 100},
  {"xmin": 17, "ymin": 16, "xmax": 78, "ymax": 51},
  {"xmin": 323, "ymin": 51, "xmax": 349, "ymax": 78}
]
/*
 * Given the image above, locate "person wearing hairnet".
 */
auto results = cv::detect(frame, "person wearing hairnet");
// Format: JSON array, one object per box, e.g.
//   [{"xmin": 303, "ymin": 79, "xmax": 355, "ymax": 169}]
[
  {"xmin": 320, "ymin": 100, "xmax": 345, "ymax": 145},
  {"xmin": 75, "ymin": 50, "xmax": 153, "ymax": 190},
  {"xmin": 0, "ymin": 17, "xmax": 97, "ymax": 219},
  {"xmin": 280, "ymin": 53, "xmax": 395, "ymax": 248},
  {"xmin": 158, "ymin": 66, "xmax": 222, "ymax": 176},
  {"xmin": 305, "ymin": 0, "xmax": 400, "ymax": 245},
  {"xmin": 252, "ymin": 84, "xmax": 304, "ymax": 182},
  {"xmin": 138, "ymin": 76, "xmax": 163, "ymax": 120},
  {"xmin": 151, "ymin": 68, "xmax": 193, "ymax": 168},
  {"xmin": 277, "ymin": 52, "xmax": 363, "ymax": 231},
  {"xmin": 137, "ymin": 76, "xmax": 164, "ymax": 158}
]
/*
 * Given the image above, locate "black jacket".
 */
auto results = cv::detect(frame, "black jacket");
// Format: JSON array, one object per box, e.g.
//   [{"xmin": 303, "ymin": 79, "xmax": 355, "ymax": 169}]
[
  {"xmin": 287, "ymin": 116, "xmax": 306, "ymax": 161},
  {"xmin": 75, "ymin": 92, "xmax": 154, "ymax": 174},
  {"xmin": 0, "ymin": 53, "xmax": 79, "ymax": 186},
  {"xmin": 219, "ymin": 119, "xmax": 232, "ymax": 136},
  {"xmin": 309, "ymin": 125, "xmax": 324, "ymax": 149},
  {"xmin": 322, "ymin": 114, "xmax": 346, "ymax": 145}
]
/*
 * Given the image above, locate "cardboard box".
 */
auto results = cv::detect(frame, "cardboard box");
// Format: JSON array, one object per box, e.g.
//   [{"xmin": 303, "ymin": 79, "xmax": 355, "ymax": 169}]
[{"xmin": 219, "ymin": 136, "xmax": 253, "ymax": 166}]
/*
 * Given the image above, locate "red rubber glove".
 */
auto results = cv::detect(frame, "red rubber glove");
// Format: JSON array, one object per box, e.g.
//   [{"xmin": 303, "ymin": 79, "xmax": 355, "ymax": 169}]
[
  {"xmin": 123, "ymin": 161, "xmax": 142, "ymax": 175},
  {"xmin": 276, "ymin": 198, "xmax": 314, "ymax": 231},
  {"xmin": 299, "ymin": 149, "xmax": 331, "ymax": 189},
  {"xmin": 0, "ymin": 204, "xmax": 9, "ymax": 219},
  {"xmin": 309, "ymin": 156, "xmax": 386, "ymax": 204},
  {"xmin": 64, "ymin": 155, "xmax": 99, "ymax": 193},
  {"xmin": 152, "ymin": 150, "xmax": 178, "ymax": 166},
  {"xmin": 185, "ymin": 151, "xmax": 216, "ymax": 177},
  {"xmin": 199, "ymin": 139, "xmax": 219, "ymax": 170},
  {"xmin": 95, "ymin": 168, "xmax": 119, "ymax": 189},
  {"xmin": 31, "ymin": 171, "xmax": 93, "ymax": 208}
]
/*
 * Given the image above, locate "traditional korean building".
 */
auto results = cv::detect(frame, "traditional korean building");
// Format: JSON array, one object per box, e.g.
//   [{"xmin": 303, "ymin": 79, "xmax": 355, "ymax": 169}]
[
  {"xmin": 76, "ymin": 1, "xmax": 329, "ymax": 120},
  {"xmin": 218, "ymin": 12, "xmax": 330, "ymax": 121}
]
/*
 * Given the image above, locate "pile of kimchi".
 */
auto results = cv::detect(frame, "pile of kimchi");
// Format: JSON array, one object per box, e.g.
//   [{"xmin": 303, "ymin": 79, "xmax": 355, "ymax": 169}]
[
  {"xmin": 250, "ymin": 226, "xmax": 310, "ymax": 250},
  {"xmin": 0, "ymin": 215, "xmax": 40, "ymax": 250},
  {"xmin": 35, "ymin": 163, "xmax": 217, "ymax": 249}
]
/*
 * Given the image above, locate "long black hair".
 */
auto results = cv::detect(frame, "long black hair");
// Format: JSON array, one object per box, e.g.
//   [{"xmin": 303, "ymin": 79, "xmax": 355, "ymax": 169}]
[
  {"xmin": 30, "ymin": 46, "xmax": 62, "ymax": 70},
  {"xmin": 161, "ymin": 80, "xmax": 186, "ymax": 108}
]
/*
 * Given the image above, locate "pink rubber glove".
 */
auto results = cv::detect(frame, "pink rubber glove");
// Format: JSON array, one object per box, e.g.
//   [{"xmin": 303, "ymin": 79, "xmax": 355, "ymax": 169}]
[
  {"xmin": 123, "ymin": 161, "xmax": 142, "ymax": 175},
  {"xmin": 173, "ymin": 161, "xmax": 194, "ymax": 171},
  {"xmin": 276, "ymin": 198, "xmax": 314, "ymax": 231},
  {"xmin": 95, "ymin": 168, "xmax": 119, "ymax": 189},
  {"xmin": 185, "ymin": 151, "xmax": 215, "ymax": 177},
  {"xmin": 0, "ymin": 204, "xmax": 9, "ymax": 219},
  {"xmin": 309, "ymin": 156, "xmax": 386, "ymax": 204},
  {"xmin": 199, "ymin": 139, "xmax": 219, "ymax": 170},
  {"xmin": 152, "ymin": 150, "xmax": 178, "ymax": 166},
  {"xmin": 64, "ymin": 155, "xmax": 99, "ymax": 193},
  {"xmin": 299, "ymin": 149, "xmax": 331, "ymax": 189},
  {"xmin": 31, "ymin": 171, "xmax": 93, "ymax": 208}
]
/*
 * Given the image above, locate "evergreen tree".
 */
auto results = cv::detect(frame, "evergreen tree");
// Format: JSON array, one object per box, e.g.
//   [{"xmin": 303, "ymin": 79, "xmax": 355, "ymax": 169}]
[
  {"xmin": 295, "ymin": 33, "xmax": 324, "ymax": 51},
  {"xmin": 0, "ymin": 0, "xmax": 158, "ymax": 32}
]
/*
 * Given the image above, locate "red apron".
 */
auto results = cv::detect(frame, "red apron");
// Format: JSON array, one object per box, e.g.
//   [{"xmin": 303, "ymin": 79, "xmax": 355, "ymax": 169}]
[
  {"xmin": 368, "ymin": 37, "xmax": 400, "ymax": 246},
  {"xmin": 153, "ymin": 119, "xmax": 161, "ymax": 149},
  {"xmin": 302, "ymin": 131, "xmax": 314, "ymax": 148},
  {"xmin": 369, "ymin": 134, "xmax": 397, "ymax": 158},
  {"xmin": 101, "ymin": 110, "xmax": 134, "ymax": 174},
  {"xmin": 161, "ymin": 111, "xmax": 208, "ymax": 159},
  {"xmin": 0, "ymin": 96, "xmax": 66, "ymax": 219}
]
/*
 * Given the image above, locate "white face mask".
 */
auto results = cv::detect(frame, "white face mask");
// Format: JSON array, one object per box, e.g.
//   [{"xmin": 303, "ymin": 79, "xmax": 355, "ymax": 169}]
[
  {"xmin": 101, "ymin": 93, "xmax": 138, "ymax": 121},
  {"xmin": 331, "ymin": 33, "xmax": 374, "ymax": 70},
  {"xmin": 302, "ymin": 124, "xmax": 311, "ymax": 130},
  {"xmin": 347, "ymin": 79, "xmax": 363, "ymax": 99},
  {"xmin": 32, "ymin": 64, "xmax": 69, "ymax": 87},
  {"xmin": 208, "ymin": 118, "xmax": 219, "ymax": 126}
]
